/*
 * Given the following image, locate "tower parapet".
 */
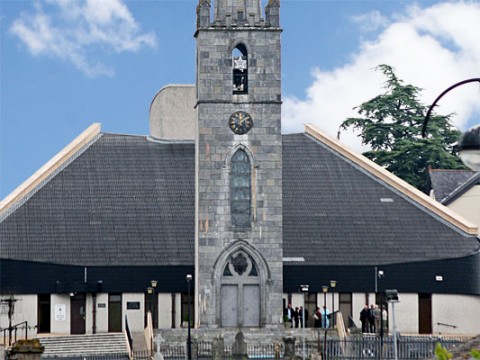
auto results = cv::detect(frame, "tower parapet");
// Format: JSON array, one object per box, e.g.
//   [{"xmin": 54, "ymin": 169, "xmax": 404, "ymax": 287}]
[{"xmin": 196, "ymin": 0, "xmax": 280, "ymax": 29}]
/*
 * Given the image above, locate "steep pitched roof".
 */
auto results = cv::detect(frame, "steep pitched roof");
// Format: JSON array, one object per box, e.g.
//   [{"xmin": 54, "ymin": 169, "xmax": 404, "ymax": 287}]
[
  {"xmin": 429, "ymin": 169, "xmax": 476, "ymax": 203},
  {"xmin": 1, "ymin": 124, "xmax": 478, "ymax": 268},
  {"xmin": 0, "ymin": 132, "xmax": 195, "ymax": 266},
  {"xmin": 282, "ymin": 125, "xmax": 479, "ymax": 266}
]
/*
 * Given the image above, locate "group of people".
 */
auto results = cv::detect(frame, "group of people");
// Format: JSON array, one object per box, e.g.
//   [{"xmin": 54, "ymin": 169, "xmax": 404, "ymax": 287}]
[
  {"xmin": 284, "ymin": 303, "xmax": 309, "ymax": 328},
  {"xmin": 359, "ymin": 304, "xmax": 387, "ymax": 333},
  {"xmin": 285, "ymin": 304, "xmax": 331, "ymax": 329}
]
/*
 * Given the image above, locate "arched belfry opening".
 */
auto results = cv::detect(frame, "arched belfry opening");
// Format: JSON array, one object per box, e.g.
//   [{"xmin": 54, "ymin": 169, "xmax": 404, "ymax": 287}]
[
  {"xmin": 232, "ymin": 44, "xmax": 248, "ymax": 94},
  {"xmin": 230, "ymin": 148, "xmax": 252, "ymax": 228},
  {"xmin": 213, "ymin": 241, "xmax": 270, "ymax": 327}
]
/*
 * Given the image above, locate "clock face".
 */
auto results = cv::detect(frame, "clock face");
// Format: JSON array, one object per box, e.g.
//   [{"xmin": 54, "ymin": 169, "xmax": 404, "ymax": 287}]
[{"xmin": 229, "ymin": 111, "xmax": 253, "ymax": 135}]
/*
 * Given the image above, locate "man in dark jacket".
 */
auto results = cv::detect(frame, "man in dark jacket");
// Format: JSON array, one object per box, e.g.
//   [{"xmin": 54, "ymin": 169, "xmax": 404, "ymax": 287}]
[{"xmin": 360, "ymin": 305, "xmax": 369, "ymax": 333}]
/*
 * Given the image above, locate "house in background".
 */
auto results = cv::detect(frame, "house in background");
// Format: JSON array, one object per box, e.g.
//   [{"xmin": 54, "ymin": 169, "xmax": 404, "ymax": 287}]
[
  {"xmin": 1, "ymin": 0, "xmax": 480, "ymax": 338},
  {"xmin": 429, "ymin": 169, "xmax": 480, "ymax": 234}
]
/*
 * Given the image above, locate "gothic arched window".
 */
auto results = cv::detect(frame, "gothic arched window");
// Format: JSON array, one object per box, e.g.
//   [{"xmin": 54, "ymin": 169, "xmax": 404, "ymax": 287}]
[
  {"xmin": 232, "ymin": 44, "xmax": 248, "ymax": 94},
  {"xmin": 230, "ymin": 149, "xmax": 251, "ymax": 228}
]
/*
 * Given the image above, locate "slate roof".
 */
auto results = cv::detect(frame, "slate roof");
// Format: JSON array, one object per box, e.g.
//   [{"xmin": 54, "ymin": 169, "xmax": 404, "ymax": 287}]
[
  {"xmin": 0, "ymin": 134, "xmax": 195, "ymax": 266},
  {"xmin": 1, "ymin": 132, "xmax": 478, "ymax": 267},
  {"xmin": 429, "ymin": 169, "xmax": 476, "ymax": 202},
  {"xmin": 442, "ymin": 171, "xmax": 480, "ymax": 205},
  {"xmin": 282, "ymin": 133, "xmax": 479, "ymax": 266}
]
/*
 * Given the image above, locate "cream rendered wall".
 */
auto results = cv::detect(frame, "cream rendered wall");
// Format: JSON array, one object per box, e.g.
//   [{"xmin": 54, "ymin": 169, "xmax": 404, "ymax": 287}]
[
  {"xmin": 351, "ymin": 292, "xmax": 369, "ymax": 328},
  {"xmin": 0, "ymin": 295, "xmax": 37, "ymax": 335},
  {"xmin": 51, "ymin": 294, "xmax": 70, "ymax": 334},
  {"xmin": 95, "ymin": 293, "xmax": 109, "ymax": 333},
  {"xmin": 85, "ymin": 294, "xmax": 94, "ymax": 334},
  {"xmin": 175, "ymin": 293, "xmax": 182, "ymax": 327},
  {"xmin": 290, "ymin": 293, "xmax": 303, "ymax": 309},
  {"xmin": 448, "ymin": 186, "xmax": 480, "ymax": 234},
  {"xmin": 158, "ymin": 293, "xmax": 172, "ymax": 329},
  {"xmin": 432, "ymin": 294, "xmax": 480, "ymax": 334},
  {"xmin": 387, "ymin": 293, "xmax": 418, "ymax": 334},
  {"xmin": 123, "ymin": 294, "xmax": 145, "ymax": 332}
]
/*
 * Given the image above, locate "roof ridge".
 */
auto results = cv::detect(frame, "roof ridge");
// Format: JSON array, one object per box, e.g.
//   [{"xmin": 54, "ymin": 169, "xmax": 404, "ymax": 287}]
[
  {"xmin": 443, "ymin": 171, "xmax": 480, "ymax": 205},
  {"xmin": 0, "ymin": 123, "xmax": 102, "ymax": 217},
  {"xmin": 304, "ymin": 123, "xmax": 478, "ymax": 235}
]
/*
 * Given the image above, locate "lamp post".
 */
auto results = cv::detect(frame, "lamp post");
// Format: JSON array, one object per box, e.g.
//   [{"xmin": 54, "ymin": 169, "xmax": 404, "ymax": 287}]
[
  {"xmin": 330, "ymin": 280, "xmax": 336, "ymax": 328},
  {"xmin": 322, "ymin": 285, "xmax": 329, "ymax": 359},
  {"xmin": 186, "ymin": 274, "xmax": 193, "ymax": 360},
  {"xmin": 151, "ymin": 280, "xmax": 157, "ymax": 328},
  {"xmin": 423, "ymin": 78, "xmax": 480, "ymax": 171},
  {"xmin": 300, "ymin": 284, "xmax": 309, "ymax": 360}
]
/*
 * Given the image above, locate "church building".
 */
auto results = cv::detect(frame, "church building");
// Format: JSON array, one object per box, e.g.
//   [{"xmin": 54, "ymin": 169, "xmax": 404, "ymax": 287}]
[{"xmin": 1, "ymin": 0, "xmax": 479, "ymax": 336}]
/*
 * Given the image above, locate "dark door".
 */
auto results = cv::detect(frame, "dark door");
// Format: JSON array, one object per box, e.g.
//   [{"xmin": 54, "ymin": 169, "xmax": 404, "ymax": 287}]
[
  {"xmin": 339, "ymin": 293, "xmax": 352, "ymax": 329},
  {"xmin": 108, "ymin": 294, "xmax": 122, "ymax": 332},
  {"xmin": 419, "ymin": 293, "xmax": 432, "ymax": 334},
  {"xmin": 37, "ymin": 294, "xmax": 51, "ymax": 333},
  {"xmin": 71, "ymin": 294, "xmax": 86, "ymax": 334}
]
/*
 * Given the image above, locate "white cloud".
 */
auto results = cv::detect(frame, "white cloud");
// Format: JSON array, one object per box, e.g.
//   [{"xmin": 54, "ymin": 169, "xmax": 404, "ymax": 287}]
[
  {"xmin": 283, "ymin": 1, "xmax": 480, "ymax": 152},
  {"xmin": 10, "ymin": 0, "xmax": 157, "ymax": 77},
  {"xmin": 351, "ymin": 10, "xmax": 389, "ymax": 33}
]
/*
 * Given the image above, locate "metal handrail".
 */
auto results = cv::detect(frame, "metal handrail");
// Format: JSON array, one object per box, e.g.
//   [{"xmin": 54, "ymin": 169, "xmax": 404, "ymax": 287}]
[{"xmin": 0, "ymin": 321, "xmax": 28, "ymax": 346}]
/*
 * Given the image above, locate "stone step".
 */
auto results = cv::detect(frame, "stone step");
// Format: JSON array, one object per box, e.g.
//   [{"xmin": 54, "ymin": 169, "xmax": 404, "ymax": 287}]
[{"xmin": 38, "ymin": 333, "xmax": 128, "ymax": 358}]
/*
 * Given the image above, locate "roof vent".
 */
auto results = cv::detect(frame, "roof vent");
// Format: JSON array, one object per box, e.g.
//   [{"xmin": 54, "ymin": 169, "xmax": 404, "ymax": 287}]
[{"xmin": 380, "ymin": 198, "xmax": 394, "ymax": 203}]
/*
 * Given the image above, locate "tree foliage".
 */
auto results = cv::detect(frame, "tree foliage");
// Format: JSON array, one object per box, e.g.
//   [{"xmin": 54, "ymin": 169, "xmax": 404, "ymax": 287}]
[{"xmin": 340, "ymin": 65, "xmax": 465, "ymax": 193}]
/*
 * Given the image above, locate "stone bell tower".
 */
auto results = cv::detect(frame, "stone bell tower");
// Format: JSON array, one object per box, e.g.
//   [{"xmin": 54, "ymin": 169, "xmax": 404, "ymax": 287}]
[{"xmin": 194, "ymin": 0, "xmax": 283, "ymax": 327}]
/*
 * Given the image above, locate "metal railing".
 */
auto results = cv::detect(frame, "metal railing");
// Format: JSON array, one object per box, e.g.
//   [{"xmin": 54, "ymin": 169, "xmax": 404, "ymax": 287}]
[
  {"xmin": 53, "ymin": 335, "xmax": 465, "ymax": 360},
  {"xmin": 0, "ymin": 321, "xmax": 28, "ymax": 346},
  {"xmin": 154, "ymin": 335, "xmax": 465, "ymax": 360}
]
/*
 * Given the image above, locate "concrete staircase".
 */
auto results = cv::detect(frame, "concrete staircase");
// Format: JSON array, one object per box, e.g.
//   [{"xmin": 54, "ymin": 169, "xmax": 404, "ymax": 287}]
[{"xmin": 37, "ymin": 333, "xmax": 128, "ymax": 358}]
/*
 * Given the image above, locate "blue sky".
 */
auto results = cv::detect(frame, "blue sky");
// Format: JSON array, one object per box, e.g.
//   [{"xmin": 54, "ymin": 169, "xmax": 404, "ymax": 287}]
[{"xmin": 1, "ymin": 0, "xmax": 480, "ymax": 199}]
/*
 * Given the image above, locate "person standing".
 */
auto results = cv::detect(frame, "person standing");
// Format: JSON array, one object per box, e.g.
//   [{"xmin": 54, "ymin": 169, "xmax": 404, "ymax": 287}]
[
  {"xmin": 374, "ymin": 305, "xmax": 381, "ymax": 333},
  {"xmin": 321, "ymin": 305, "xmax": 330, "ymax": 329},
  {"xmin": 284, "ymin": 303, "xmax": 293, "ymax": 328},
  {"xmin": 382, "ymin": 306, "xmax": 388, "ymax": 333},
  {"xmin": 360, "ymin": 305, "xmax": 369, "ymax": 333},
  {"xmin": 368, "ymin": 304, "xmax": 376, "ymax": 333},
  {"xmin": 314, "ymin": 307, "xmax": 322, "ymax": 328},
  {"xmin": 293, "ymin": 307, "xmax": 300, "ymax": 328}
]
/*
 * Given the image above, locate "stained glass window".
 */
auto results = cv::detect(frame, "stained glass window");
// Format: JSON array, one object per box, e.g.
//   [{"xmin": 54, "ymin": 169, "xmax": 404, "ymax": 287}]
[{"xmin": 231, "ymin": 149, "xmax": 251, "ymax": 228}]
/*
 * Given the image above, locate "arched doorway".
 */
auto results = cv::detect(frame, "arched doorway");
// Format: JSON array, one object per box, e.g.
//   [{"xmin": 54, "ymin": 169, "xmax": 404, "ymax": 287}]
[
  {"xmin": 221, "ymin": 251, "xmax": 260, "ymax": 327},
  {"xmin": 214, "ymin": 241, "xmax": 271, "ymax": 328}
]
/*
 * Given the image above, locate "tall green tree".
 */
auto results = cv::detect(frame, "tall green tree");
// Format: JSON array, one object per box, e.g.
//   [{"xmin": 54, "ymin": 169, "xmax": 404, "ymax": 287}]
[{"xmin": 340, "ymin": 64, "xmax": 465, "ymax": 193}]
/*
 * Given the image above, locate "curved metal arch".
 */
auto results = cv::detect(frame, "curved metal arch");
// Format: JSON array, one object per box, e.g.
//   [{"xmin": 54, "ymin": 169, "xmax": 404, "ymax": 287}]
[{"xmin": 422, "ymin": 78, "xmax": 480, "ymax": 137}]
